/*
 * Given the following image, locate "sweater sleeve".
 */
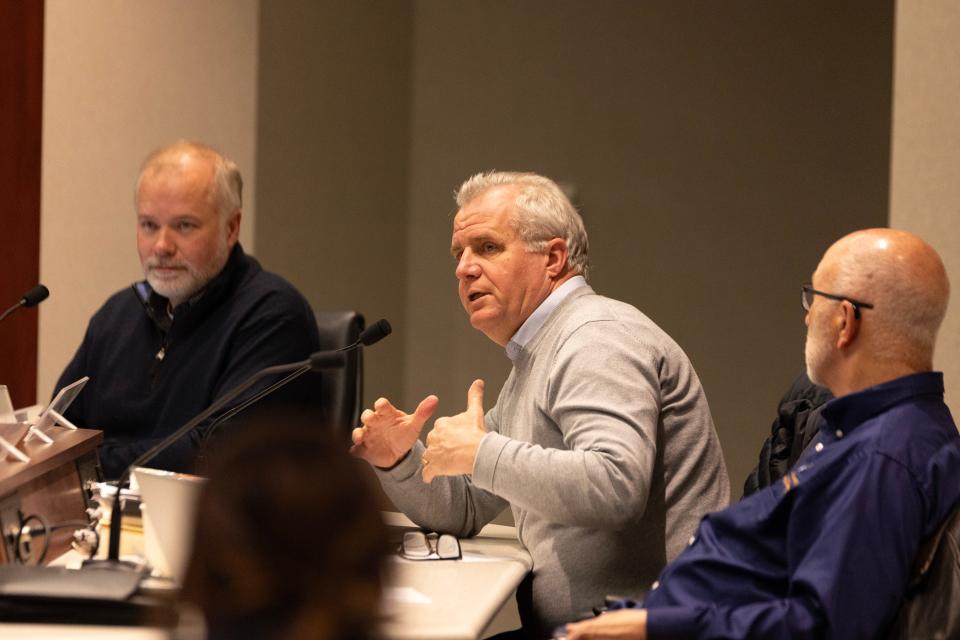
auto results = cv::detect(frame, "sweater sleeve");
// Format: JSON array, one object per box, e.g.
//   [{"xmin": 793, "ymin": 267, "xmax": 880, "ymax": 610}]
[
  {"xmin": 470, "ymin": 318, "xmax": 664, "ymax": 529},
  {"xmin": 375, "ymin": 439, "xmax": 510, "ymax": 537}
]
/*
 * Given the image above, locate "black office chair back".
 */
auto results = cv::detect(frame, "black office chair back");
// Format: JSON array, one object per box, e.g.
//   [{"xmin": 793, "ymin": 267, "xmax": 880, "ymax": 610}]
[
  {"xmin": 314, "ymin": 311, "xmax": 364, "ymax": 434},
  {"xmin": 886, "ymin": 501, "xmax": 960, "ymax": 638}
]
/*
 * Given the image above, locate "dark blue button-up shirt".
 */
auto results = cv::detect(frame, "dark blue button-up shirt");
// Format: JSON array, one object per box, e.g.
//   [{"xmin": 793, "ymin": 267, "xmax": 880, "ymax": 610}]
[{"xmin": 640, "ymin": 372, "xmax": 960, "ymax": 639}]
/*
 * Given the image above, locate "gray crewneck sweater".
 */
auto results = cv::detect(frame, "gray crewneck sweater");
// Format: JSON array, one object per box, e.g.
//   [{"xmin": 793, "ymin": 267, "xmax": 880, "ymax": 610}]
[{"xmin": 377, "ymin": 285, "xmax": 729, "ymax": 634}]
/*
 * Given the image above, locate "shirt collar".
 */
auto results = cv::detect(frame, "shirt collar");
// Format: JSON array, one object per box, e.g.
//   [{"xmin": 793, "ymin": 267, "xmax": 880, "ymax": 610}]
[
  {"xmin": 506, "ymin": 275, "xmax": 587, "ymax": 361},
  {"xmin": 819, "ymin": 371, "xmax": 945, "ymax": 434}
]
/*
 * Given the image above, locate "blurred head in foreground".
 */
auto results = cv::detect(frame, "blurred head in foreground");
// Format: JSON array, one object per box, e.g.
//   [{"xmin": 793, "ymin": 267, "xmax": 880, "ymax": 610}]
[{"xmin": 183, "ymin": 417, "xmax": 390, "ymax": 640}]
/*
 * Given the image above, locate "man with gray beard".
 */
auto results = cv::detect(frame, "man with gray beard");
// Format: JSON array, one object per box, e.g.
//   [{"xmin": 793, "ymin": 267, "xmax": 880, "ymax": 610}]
[{"xmin": 54, "ymin": 141, "xmax": 319, "ymax": 479}]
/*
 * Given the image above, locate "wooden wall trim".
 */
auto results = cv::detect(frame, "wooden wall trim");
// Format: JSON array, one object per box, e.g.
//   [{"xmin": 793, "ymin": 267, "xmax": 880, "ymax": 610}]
[{"xmin": 0, "ymin": 1, "xmax": 44, "ymax": 407}]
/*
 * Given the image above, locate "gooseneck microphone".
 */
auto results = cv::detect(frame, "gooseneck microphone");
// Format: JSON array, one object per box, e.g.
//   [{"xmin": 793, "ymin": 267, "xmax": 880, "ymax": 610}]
[
  {"xmin": 0, "ymin": 284, "xmax": 50, "ymax": 322},
  {"xmin": 356, "ymin": 318, "xmax": 392, "ymax": 347},
  {"xmin": 208, "ymin": 318, "xmax": 392, "ymax": 431},
  {"xmin": 21, "ymin": 285, "xmax": 50, "ymax": 307},
  {"xmin": 95, "ymin": 318, "xmax": 392, "ymax": 567}
]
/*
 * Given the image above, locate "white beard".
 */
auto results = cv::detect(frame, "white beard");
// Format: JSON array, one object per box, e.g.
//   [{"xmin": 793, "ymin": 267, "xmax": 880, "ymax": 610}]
[
  {"xmin": 804, "ymin": 317, "xmax": 833, "ymax": 387},
  {"xmin": 143, "ymin": 236, "xmax": 230, "ymax": 306}
]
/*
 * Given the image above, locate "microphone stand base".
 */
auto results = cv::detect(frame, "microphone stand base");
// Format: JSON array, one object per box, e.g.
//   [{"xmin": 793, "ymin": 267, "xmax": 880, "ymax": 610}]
[{"xmin": 81, "ymin": 557, "xmax": 148, "ymax": 573}]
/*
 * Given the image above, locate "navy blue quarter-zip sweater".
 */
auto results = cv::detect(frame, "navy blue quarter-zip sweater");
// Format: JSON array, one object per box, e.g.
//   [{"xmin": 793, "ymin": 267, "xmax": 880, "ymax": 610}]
[{"xmin": 54, "ymin": 244, "xmax": 321, "ymax": 479}]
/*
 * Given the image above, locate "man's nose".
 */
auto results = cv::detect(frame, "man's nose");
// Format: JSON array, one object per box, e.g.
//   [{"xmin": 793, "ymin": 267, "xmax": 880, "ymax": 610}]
[
  {"xmin": 455, "ymin": 250, "xmax": 479, "ymax": 279},
  {"xmin": 153, "ymin": 228, "xmax": 176, "ymax": 255}
]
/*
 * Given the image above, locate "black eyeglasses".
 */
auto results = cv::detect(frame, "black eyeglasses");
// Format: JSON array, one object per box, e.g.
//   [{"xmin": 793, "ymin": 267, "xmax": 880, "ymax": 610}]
[
  {"xmin": 801, "ymin": 284, "xmax": 874, "ymax": 319},
  {"xmin": 399, "ymin": 531, "xmax": 462, "ymax": 561}
]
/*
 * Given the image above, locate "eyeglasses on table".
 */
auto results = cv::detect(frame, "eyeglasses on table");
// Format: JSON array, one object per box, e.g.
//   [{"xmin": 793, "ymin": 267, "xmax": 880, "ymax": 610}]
[{"xmin": 399, "ymin": 530, "xmax": 462, "ymax": 561}]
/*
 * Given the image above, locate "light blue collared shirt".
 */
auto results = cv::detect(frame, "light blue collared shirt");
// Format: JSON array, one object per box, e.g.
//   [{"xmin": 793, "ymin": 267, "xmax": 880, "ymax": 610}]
[{"xmin": 505, "ymin": 275, "xmax": 587, "ymax": 362}]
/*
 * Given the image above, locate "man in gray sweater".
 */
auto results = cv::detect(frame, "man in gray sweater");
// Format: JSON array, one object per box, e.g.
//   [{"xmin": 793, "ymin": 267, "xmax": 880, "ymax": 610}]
[{"xmin": 351, "ymin": 172, "xmax": 729, "ymax": 637}]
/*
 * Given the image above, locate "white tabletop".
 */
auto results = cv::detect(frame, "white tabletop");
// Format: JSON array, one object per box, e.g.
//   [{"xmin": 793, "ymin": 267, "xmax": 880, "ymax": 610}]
[
  {"xmin": 380, "ymin": 513, "xmax": 531, "ymax": 639},
  {"xmin": 0, "ymin": 513, "xmax": 531, "ymax": 640}
]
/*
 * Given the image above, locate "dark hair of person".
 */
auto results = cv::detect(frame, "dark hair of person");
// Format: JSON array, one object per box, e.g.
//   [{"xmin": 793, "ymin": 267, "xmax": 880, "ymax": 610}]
[{"xmin": 181, "ymin": 415, "xmax": 390, "ymax": 640}]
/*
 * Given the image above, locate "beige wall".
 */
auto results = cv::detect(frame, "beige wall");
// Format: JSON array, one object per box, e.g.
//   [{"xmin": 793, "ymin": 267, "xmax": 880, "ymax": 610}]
[
  {"xmin": 890, "ymin": 0, "xmax": 960, "ymax": 412},
  {"xmin": 39, "ymin": 1, "xmax": 903, "ymax": 491},
  {"xmin": 401, "ymin": 1, "xmax": 892, "ymax": 490},
  {"xmin": 39, "ymin": 0, "xmax": 260, "ymax": 401},
  {"xmin": 254, "ymin": 1, "xmax": 413, "ymax": 408}
]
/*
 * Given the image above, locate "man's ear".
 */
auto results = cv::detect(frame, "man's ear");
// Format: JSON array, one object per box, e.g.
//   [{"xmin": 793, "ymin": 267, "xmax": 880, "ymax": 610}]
[
  {"xmin": 226, "ymin": 210, "xmax": 242, "ymax": 246},
  {"xmin": 544, "ymin": 238, "xmax": 569, "ymax": 279},
  {"xmin": 835, "ymin": 301, "xmax": 860, "ymax": 349}
]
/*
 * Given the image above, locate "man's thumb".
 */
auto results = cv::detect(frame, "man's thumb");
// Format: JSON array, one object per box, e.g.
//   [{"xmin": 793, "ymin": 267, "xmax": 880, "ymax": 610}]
[
  {"xmin": 413, "ymin": 395, "xmax": 440, "ymax": 424},
  {"xmin": 467, "ymin": 379, "xmax": 485, "ymax": 416}
]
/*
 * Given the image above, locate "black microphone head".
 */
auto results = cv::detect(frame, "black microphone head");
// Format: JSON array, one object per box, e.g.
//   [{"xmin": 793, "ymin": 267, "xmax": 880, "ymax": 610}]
[
  {"xmin": 21, "ymin": 284, "xmax": 49, "ymax": 307},
  {"xmin": 359, "ymin": 318, "xmax": 392, "ymax": 346}
]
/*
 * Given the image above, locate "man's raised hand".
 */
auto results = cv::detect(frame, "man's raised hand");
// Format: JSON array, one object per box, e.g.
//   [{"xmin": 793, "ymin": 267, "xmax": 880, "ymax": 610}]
[
  {"xmin": 351, "ymin": 395, "xmax": 439, "ymax": 468},
  {"xmin": 422, "ymin": 379, "xmax": 487, "ymax": 482}
]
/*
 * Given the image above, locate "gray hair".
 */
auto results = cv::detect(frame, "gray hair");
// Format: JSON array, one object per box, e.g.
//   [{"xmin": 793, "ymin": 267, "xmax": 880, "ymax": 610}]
[
  {"xmin": 456, "ymin": 171, "xmax": 590, "ymax": 278},
  {"xmin": 135, "ymin": 140, "xmax": 243, "ymax": 219},
  {"xmin": 831, "ymin": 240, "xmax": 949, "ymax": 367}
]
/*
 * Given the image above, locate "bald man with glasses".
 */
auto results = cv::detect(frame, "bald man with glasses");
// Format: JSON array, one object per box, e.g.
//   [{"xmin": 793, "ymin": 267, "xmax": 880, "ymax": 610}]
[{"xmin": 563, "ymin": 228, "xmax": 960, "ymax": 640}]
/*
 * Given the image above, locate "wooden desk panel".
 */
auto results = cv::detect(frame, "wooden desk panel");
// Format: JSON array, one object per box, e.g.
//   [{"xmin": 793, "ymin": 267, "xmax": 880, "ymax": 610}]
[{"xmin": 0, "ymin": 428, "xmax": 101, "ymax": 563}]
